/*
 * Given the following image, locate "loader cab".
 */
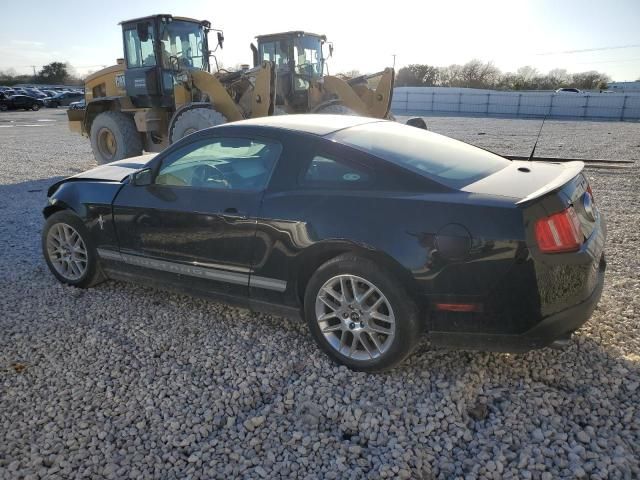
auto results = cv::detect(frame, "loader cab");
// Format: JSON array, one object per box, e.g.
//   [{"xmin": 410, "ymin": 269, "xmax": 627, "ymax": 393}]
[
  {"xmin": 120, "ymin": 14, "xmax": 211, "ymax": 108},
  {"xmin": 255, "ymin": 31, "xmax": 327, "ymax": 111}
]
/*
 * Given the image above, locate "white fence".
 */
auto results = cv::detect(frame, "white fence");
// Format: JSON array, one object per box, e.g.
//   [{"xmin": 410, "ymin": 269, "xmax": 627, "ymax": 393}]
[{"xmin": 391, "ymin": 87, "xmax": 640, "ymax": 120}]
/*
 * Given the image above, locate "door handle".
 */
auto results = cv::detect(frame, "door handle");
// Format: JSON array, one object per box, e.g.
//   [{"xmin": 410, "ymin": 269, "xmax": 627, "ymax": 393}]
[{"xmin": 222, "ymin": 207, "xmax": 248, "ymax": 220}]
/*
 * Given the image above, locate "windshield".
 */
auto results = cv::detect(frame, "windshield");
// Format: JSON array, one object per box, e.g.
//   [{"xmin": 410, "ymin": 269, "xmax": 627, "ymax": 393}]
[
  {"xmin": 293, "ymin": 36, "xmax": 323, "ymax": 77},
  {"xmin": 328, "ymin": 122, "xmax": 510, "ymax": 189},
  {"xmin": 160, "ymin": 20, "xmax": 207, "ymax": 70}
]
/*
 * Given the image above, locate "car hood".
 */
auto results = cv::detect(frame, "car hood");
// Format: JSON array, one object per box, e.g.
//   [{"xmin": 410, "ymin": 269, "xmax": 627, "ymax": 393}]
[
  {"xmin": 462, "ymin": 160, "xmax": 584, "ymax": 204},
  {"xmin": 47, "ymin": 154, "xmax": 156, "ymax": 196}
]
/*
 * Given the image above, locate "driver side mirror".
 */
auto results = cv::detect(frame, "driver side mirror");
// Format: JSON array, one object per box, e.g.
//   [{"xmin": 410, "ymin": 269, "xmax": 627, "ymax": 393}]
[
  {"xmin": 132, "ymin": 168, "xmax": 152, "ymax": 186},
  {"xmin": 328, "ymin": 43, "xmax": 334, "ymax": 57},
  {"xmin": 217, "ymin": 32, "xmax": 224, "ymax": 49}
]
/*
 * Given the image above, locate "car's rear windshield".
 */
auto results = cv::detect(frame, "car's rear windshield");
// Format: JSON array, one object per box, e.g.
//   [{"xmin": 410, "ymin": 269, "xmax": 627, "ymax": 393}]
[{"xmin": 328, "ymin": 121, "xmax": 510, "ymax": 189}]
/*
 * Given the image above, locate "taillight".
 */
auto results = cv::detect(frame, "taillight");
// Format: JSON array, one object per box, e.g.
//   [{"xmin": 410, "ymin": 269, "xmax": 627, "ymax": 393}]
[
  {"xmin": 535, "ymin": 207, "xmax": 583, "ymax": 253},
  {"xmin": 586, "ymin": 185, "xmax": 594, "ymax": 202}
]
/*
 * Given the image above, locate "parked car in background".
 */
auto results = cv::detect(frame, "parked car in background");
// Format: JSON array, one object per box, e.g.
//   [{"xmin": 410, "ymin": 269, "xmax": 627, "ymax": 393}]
[
  {"xmin": 0, "ymin": 93, "xmax": 44, "ymax": 111},
  {"xmin": 24, "ymin": 88, "xmax": 49, "ymax": 99},
  {"xmin": 555, "ymin": 88, "xmax": 583, "ymax": 94},
  {"xmin": 41, "ymin": 115, "xmax": 606, "ymax": 371},
  {"xmin": 69, "ymin": 99, "xmax": 85, "ymax": 110},
  {"xmin": 45, "ymin": 91, "xmax": 84, "ymax": 108}
]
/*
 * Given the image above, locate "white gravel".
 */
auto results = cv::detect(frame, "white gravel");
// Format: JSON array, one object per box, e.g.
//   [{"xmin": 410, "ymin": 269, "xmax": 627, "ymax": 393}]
[{"xmin": 1, "ymin": 109, "xmax": 639, "ymax": 479}]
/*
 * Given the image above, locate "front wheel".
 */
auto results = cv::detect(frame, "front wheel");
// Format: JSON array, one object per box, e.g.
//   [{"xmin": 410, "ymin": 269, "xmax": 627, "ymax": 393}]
[
  {"xmin": 304, "ymin": 254, "xmax": 421, "ymax": 371},
  {"xmin": 31, "ymin": 103, "xmax": 40, "ymax": 111},
  {"xmin": 90, "ymin": 111, "xmax": 143, "ymax": 164},
  {"xmin": 42, "ymin": 211, "xmax": 105, "ymax": 288},
  {"xmin": 313, "ymin": 103, "xmax": 358, "ymax": 115}
]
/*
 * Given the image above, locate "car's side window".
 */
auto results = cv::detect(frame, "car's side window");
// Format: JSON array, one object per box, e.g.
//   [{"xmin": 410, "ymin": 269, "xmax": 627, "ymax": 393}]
[
  {"xmin": 155, "ymin": 137, "xmax": 282, "ymax": 191},
  {"xmin": 300, "ymin": 154, "xmax": 372, "ymax": 188}
]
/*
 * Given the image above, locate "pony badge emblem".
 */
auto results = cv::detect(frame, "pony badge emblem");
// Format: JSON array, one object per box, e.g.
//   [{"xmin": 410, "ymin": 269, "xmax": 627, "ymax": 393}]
[{"xmin": 97, "ymin": 215, "xmax": 105, "ymax": 230}]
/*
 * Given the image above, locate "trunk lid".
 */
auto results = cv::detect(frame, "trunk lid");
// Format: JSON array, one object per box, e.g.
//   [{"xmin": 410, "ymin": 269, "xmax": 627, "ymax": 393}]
[
  {"xmin": 463, "ymin": 160, "xmax": 597, "ymax": 240},
  {"xmin": 461, "ymin": 160, "xmax": 584, "ymax": 204}
]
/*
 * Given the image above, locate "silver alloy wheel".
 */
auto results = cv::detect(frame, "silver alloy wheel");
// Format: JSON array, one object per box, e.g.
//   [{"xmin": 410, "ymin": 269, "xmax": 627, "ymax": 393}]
[
  {"xmin": 46, "ymin": 223, "xmax": 88, "ymax": 281},
  {"xmin": 315, "ymin": 274, "xmax": 396, "ymax": 361}
]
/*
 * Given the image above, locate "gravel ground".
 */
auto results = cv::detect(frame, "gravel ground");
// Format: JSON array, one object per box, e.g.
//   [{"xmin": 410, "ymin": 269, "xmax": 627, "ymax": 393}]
[{"xmin": 1, "ymin": 109, "xmax": 639, "ymax": 479}]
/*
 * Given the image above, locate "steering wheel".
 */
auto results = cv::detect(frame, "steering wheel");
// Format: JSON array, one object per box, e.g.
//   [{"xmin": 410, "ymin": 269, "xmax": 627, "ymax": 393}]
[{"xmin": 192, "ymin": 164, "xmax": 230, "ymax": 188}]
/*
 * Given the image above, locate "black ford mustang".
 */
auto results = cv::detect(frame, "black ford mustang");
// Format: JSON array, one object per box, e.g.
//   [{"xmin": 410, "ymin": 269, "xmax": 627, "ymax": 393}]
[{"xmin": 42, "ymin": 115, "xmax": 606, "ymax": 371}]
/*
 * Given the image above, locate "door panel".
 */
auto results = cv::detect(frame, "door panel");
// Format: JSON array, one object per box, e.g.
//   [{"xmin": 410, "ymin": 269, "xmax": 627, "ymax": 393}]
[
  {"xmin": 112, "ymin": 135, "xmax": 282, "ymax": 298},
  {"xmin": 114, "ymin": 185, "xmax": 260, "ymax": 267}
]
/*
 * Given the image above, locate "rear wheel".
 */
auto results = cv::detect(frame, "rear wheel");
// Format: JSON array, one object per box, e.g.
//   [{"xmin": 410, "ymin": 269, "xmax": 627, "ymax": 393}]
[
  {"xmin": 314, "ymin": 103, "xmax": 357, "ymax": 115},
  {"xmin": 304, "ymin": 254, "xmax": 421, "ymax": 371},
  {"xmin": 90, "ymin": 111, "xmax": 142, "ymax": 165},
  {"xmin": 0, "ymin": 104, "xmax": 7, "ymax": 112},
  {"xmin": 42, "ymin": 211, "xmax": 105, "ymax": 288},
  {"xmin": 169, "ymin": 108, "xmax": 227, "ymax": 144},
  {"xmin": 31, "ymin": 103, "xmax": 40, "ymax": 111}
]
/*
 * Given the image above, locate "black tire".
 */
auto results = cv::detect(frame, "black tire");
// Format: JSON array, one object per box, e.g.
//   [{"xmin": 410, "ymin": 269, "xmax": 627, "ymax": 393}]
[
  {"xmin": 31, "ymin": 103, "xmax": 40, "ymax": 111},
  {"xmin": 406, "ymin": 117, "xmax": 428, "ymax": 130},
  {"xmin": 0, "ymin": 104, "xmax": 7, "ymax": 112},
  {"xmin": 169, "ymin": 108, "xmax": 227, "ymax": 144},
  {"xmin": 42, "ymin": 210, "xmax": 105, "ymax": 289},
  {"xmin": 90, "ymin": 111, "xmax": 143, "ymax": 165},
  {"xmin": 304, "ymin": 254, "xmax": 421, "ymax": 372}
]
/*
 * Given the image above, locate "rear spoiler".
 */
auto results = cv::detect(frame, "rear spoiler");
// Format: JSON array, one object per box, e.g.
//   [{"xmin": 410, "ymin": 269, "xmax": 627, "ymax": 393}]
[{"xmin": 516, "ymin": 161, "xmax": 584, "ymax": 205}]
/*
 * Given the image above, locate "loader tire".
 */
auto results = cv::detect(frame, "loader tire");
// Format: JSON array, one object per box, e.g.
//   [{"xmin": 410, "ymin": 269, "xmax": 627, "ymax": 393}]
[
  {"xmin": 170, "ymin": 108, "xmax": 227, "ymax": 144},
  {"xmin": 315, "ymin": 104, "xmax": 357, "ymax": 115},
  {"xmin": 90, "ymin": 111, "xmax": 142, "ymax": 165}
]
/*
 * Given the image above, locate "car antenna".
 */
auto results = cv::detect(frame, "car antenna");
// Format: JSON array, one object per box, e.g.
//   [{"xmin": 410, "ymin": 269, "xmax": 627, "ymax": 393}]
[{"xmin": 528, "ymin": 115, "xmax": 547, "ymax": 161}]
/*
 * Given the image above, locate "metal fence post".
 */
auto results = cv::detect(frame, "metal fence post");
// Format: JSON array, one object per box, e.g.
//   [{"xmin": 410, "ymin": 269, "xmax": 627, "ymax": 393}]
[
  {"xmin": 486, "ymin": 93, "xmax": 490, "ymax": 115},
  {"xmin": 584, "ymin": 95, "xmax": 589, "ymax": 119},
  {"xmin": 620, "ymin": 95, "xmax": 628, "ymax": 121},
  {"xmin": 549, "ymin": 94, "xmax": 554, "ymax": 116},
  {"xmin": 431, "ymin": 91, "xmax": 435, "ymax": 112},
  {"xmin": 516, "ymin": 93, "xmax": 522, "ymax": 117},
  {"xmin": 458, "ymin": 92, "xmax": 462, "ymax": 113}
]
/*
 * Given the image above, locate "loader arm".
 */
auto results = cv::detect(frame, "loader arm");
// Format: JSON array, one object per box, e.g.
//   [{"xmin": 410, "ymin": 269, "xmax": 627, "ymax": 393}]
[{"xmin": 183, "ymin": 70, "xmax": 245, "ymax": 122}]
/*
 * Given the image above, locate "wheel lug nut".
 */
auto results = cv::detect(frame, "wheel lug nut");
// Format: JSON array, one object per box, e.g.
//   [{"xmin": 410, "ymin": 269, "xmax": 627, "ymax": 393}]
[
  {"xmin": 360, "ymin": 321, "xmax": 364, "ymax": 328},
  {"xmin": 342, "ymin": 313, "xmax": 349, "ymax": 319},
  {"xmin": 349, "ymin": 322, "xmax": 355, "ymax": 330}
]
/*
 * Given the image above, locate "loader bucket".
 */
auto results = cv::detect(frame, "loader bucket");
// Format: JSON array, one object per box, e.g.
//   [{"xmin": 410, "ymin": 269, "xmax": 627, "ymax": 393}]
[{"xmin": 323, "ymin": 67, "xmax": 395, "ymax": 119}]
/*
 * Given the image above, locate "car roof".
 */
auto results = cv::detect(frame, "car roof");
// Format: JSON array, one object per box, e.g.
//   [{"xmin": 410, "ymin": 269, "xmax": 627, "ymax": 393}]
[{"xmin": 230, "ymin": 114, "xmax": 384, "ymax": 136}]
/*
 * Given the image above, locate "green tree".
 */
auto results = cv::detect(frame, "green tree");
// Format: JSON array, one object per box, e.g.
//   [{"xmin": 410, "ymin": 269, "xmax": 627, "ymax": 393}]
[{"xmin": 37, "ymin": 62, "xmax": 69, "ymax": 84}]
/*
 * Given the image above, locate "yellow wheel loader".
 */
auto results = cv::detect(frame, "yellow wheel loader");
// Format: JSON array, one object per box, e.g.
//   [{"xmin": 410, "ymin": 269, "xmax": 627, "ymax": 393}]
[
  {"xmin": 250, "ymin": 31, "xmax": 395, "ymax": 118},
  {"xmin": 68, "ymin": 14, "xmax": 275, "ymax": 164}
]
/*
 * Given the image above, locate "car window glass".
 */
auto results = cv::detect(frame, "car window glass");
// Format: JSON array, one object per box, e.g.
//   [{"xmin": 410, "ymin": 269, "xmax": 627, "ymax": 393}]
[
  {"xmin": 156, "ymin": 137, "xmax": 282, "ymax": 191},
  {"xmin": 301, "ymin": 155, "xmax": 371, "ymax": 187},
  {"xmin": 328, "ymin": 121, "xmax": 509, "ymax": 189}
]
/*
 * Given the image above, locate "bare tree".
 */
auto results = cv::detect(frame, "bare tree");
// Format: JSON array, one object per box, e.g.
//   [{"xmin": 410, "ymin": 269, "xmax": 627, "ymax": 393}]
[{"xmin": 395, "ymin": 65, "xmax": 439, "ymax": 86}]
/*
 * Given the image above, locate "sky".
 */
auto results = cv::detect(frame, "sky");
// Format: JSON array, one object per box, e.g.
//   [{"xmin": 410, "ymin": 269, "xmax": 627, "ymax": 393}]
[{"xmin": 1, "ymin": 0, "xmax": 639, "ymax": 81}]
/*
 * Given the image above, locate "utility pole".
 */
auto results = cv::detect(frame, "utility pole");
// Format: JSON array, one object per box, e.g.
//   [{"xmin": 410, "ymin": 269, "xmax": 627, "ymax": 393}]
[{"xmin": 392, "ymin": 54, "xmax": 396, "ymax": 69}]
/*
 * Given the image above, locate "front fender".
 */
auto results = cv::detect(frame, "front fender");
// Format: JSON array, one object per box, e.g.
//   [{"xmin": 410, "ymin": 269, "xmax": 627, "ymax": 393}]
[{"xmin": 44, "ymin": 180, "xmax": 124, "ymax": 251}]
